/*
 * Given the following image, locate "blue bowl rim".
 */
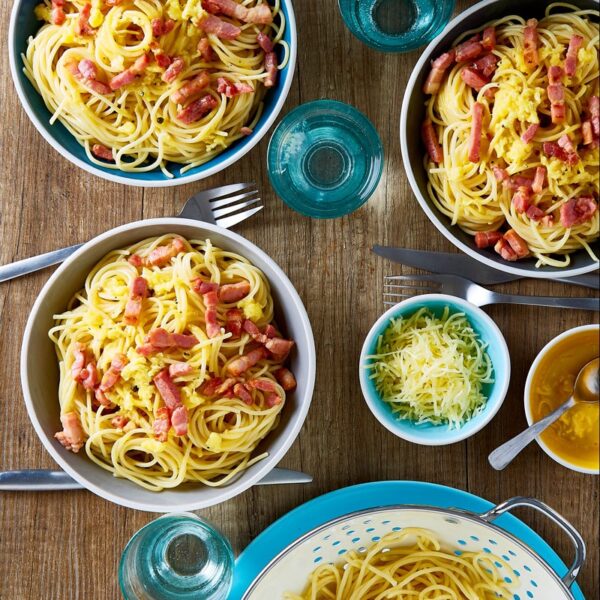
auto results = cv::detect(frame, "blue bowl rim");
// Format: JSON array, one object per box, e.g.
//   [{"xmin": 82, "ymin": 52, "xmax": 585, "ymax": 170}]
[
  {"xmin": 8, "ymin": 0, "xmax": 298, "ymax": 188},
  {"xmin": 266, "ymin": 98, "xmax": 385, "ymax": 219},
  {"xmin": 358, "ymin": 294, "xmax": 511, "ymax": 446},
  {"xmin": 399, "ymin": 0, "xmax": 600, "ymax": 278}
]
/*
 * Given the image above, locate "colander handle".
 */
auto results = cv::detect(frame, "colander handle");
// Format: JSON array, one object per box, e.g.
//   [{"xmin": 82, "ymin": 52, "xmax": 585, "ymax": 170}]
[{"xmin": 479, "ymin": 496, "xmax": 586, "ymax": 588}]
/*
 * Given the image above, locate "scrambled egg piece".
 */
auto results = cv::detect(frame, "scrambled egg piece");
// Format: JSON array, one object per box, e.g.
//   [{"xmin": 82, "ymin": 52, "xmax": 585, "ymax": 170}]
[
  {"xmin": 206, "ymin": 432, "xmax": 223, "ymax": 452},
  {"xmin": 238, "ymin": 297, "xmax": 264, "ymax": 321},
  {"xmin": 141, "ymin": 439, "xmax": 165, "ymax": 454}
]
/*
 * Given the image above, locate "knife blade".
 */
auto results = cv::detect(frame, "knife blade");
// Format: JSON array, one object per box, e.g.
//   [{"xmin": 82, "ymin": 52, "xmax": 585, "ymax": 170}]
[
  {"xmin": 373, "ymin": 245, "xmax": 599, "ymax": 290},
  {"xmin": 0, "ymin": 467, "xmax": 312, "ymax": 491}
]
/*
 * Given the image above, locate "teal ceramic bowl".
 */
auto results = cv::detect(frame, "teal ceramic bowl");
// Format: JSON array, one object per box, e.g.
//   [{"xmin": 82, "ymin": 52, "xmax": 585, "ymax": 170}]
[{"xmin": 359, "ymin": 294, "xmax": 510, "ymax": 445}]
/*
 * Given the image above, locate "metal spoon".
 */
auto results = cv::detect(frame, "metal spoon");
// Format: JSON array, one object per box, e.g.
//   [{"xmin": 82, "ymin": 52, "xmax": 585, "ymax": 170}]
[{"xmin": 489, "ymin": 357, "xmax": 599, "ymax": 471}]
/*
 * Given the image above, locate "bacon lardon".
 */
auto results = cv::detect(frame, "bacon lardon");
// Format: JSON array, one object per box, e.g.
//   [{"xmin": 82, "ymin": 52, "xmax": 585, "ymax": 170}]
[
  {"xmin": 523, "ymin": 19, "xmax": 539, "ymax": 68},
  {"xmin": 467, "ymin": 102, "xmax": 484, "ymax": 163},
  {"xmin": 257, "ymin": 32, "xmax": 274, "ymax": 53},
  {"xmin": 472, "ymin": 53, "xmax": 498, "ymax": 78},
  {"xmin": 227, "ymin": 346, "xmax": 269, "ymax": 376},
  {"xmin": 521, "ymin": 123, "xmax": 539, "ymax": 144},
  {"xmin": 234, "ymin": 383, "xmax": 253, "ymax": 405},
  {"xmin": 75, "ymin": 3, "xmax": 96, "ymax": 36},
  {"xmin": 124, "ymin": 276, "xmax": 148, "ymax": 325},
  {"xmin": 264, "ymin": 52, "xmax": 278, "ymax": 88},
  {"xmin": 526, "ymin": 205, "xmax": 545, "ymax": 221},
  {"xmin": 55, "ymin": 412, "xmax": 85, "ymax": 453},
  {"xmin": 146, "ymin": 238, "xmax": 186, "ymax": 267},
  {"xmin": 198, "ymin": 38, "xmax": 217, "ymax": 62},
  {"xmin": 171, "ymin": 72, "xmax": 211, "ymax": 104},
  {"xmin": 152, "ymin": 18, "xmax": 175, "ymax": 37},
  {"xmin": 481, "ymin": 27, "xmax": 496, "ymax": 51},
  {"xmin": 547, "ymin": 66, "xmax": 565, "ymax": 124},
  {"xmin": 422, "ymin": 119, "xmax": 443, "ymax": 163},
  {"xmin": 512, "ymin": 186, "xmax": 532, "ymax": 214},
  {"xmin": 560, "ymin": 196, "xmax": 598, "ymax": 228},
  {"xmin": 216, "ymin": 78, "xmax": 254, "ymax": 98},
  {"xmin": 195, "ymin": 280, "xmax": 221, "ymax": 338},
  {"xmin": 152, "ymin": 407, "xmax": 170, "ymax": 442},
  {"xmin": 91, "ymin": 144, "xmax": 114, "ymax": 161},
  {"xmin": 51, "ymin": 0, "xmax": 66, "ymax": 25},
  {"xmin": 177, "ymin": 95, "xmax": 218, "ymax": 124},
  {"xmin": 531, "ymin": 166, "xmax": 546, "ymax": 194},
  {"xmin": 225, "ymin": 308, "xmax": 244, "ymax": 337},
  {"xmin": 100, "ymin": 353, "xmax": 127, "ymax": 392},
  {"xmin": 564, "ymin": 35, "xmax": 583, "ymax": 77},
  {"xmin": 203, "ymin": 0, "xmax": 272, "ymax": 24},
  {"xmin": 455, "ymin": 37, "xmax": 483, "ymax": 62},
  {"xmin": 109, "ymin": 54, "xmax": 150, "ymax": 90},
  {"xmin": 422, "ymin": 50, "xmax": 455, "ymax": 95},
  {"xmin": 474, "ymin": 231, "xmax": 503, "ymax": 249},
  {"xmin": 198, "ymin": 14, "xmax": 241, "ymax": 40},
  {"xmin": 503, "ymin": 229, "xmax": 529, "ymax": 258},
  {"xmin": 275, "ymin": 367, "xmax": 297, "ymax": 391},
  {"xmin": 461, "ymin": 67, "xmax": 489, "ymax": 92}
]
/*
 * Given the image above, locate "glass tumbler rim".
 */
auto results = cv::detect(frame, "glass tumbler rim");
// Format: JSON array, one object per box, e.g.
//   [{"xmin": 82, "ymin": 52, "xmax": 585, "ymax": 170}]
[
  {"xmin": 337, "ymin": 0, "xmax": 456, "ymax": 52},
  {"xmin": 267, "ymin": 98, "xmax": 384, "ymax": 219}
]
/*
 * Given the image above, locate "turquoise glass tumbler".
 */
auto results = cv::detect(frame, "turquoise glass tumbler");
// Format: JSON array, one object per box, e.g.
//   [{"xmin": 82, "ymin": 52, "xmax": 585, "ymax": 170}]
[
  {"xmin": 267, "ymin": 99, "xmax": 383, "ymax": 219},
  {"xmin": 119, "ymin": 513, "xmax": 234, "ymax": 600},
  {"xmin": 338, "ymin": 0, "xmax": 455, "ymax": 52}
]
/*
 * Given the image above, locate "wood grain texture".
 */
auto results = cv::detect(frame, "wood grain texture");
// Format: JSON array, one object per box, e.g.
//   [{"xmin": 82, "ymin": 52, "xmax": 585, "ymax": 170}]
[{"xmin": 0, "ymin": 1, "xmax": 598, "ymax": 598}]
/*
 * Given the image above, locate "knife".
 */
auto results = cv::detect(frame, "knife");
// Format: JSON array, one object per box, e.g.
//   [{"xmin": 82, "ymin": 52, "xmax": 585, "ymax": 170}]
[
  {"xmin": 0, "ymin": 467, "xmax": 312, "ymax": 491},
  {"xmin": 373, "ymin": 245, "xmax": 599, "ymax": 290}
]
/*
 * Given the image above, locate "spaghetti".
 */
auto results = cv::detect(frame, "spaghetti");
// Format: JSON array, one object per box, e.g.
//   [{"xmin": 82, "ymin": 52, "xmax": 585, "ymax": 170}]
[
  {"xmin": 423, "ymin": 3, "xmax": 599, "ymax": 267},
  {"xmin": 50, "ymin": 235, "xmax": 297, "ymax": 491},
  {"xmin": 23, "ymin": 0, "xmax": 287, "ymax": 176},
  {"xmin": 286, "ymin": 528, "xmax": 516, "ymax": 600}
]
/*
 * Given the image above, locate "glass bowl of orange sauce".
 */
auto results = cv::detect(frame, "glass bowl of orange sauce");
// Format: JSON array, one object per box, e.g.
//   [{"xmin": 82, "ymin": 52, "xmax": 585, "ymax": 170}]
[{"xmin": 524, "ymin": 325, "xmax": 599, "ymax": 475}]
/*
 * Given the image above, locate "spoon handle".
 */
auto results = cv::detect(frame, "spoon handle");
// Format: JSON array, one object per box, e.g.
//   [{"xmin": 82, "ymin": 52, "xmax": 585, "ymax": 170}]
[{"xmin": 488, "ymin": 398, "xmax": 575, "ymax": 470}]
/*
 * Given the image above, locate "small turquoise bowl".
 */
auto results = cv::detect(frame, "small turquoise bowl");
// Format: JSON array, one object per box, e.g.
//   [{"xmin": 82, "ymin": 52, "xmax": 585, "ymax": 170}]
[{"xmin": 359, "ymin": 294, "xmax": 510, "ymax": 446}]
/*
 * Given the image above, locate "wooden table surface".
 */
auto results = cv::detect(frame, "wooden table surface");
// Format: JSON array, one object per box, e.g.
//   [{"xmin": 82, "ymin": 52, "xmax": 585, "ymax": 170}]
[{"xmin": 0, "ymin": 1, "xmax": 598, "ymax": 598}]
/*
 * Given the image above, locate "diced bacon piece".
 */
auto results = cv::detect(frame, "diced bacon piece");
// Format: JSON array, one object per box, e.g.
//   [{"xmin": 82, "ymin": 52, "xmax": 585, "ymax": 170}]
[
  {"xmin": 265, "ymin": 337, "xmax": 295, "ymax": 357},
  {"xmin": 240, "ymin": 127, "xmax": 253, "ymax": 136},
  {"xmin": 91, "ymin": 144, "xmax": 114, "ymax": 161},
  {"xmin": 521, "ymin": 123, "xmax": 539, "ymax": 143},
  {"xmin": 100, "ymin": 353, "xmax": 127, "ymax": 391},
  {"xmin": 589, "ymin": 96, "xmax": 600, "ymax": 136},
  {"xmin": 87, "ymin": 79, "xmax": 112, "ymax": 94},
  {"xmin": 266, "ymin": 393, "xmax": 282, "ymax": 407},
  {"xmin": 55, "ymin": 412, "xmax": 85, "ymax": 452},
  {"xmin": 94, "ymin": 388, "xmax": 112, "ymax": 407},
  {"xmin": 248, "ymin": 378, "xmax": 278, "ymax": 392},
  {"xmin": 216, "ymin": 378, "xmax": 237, "ymax": 395},
  {"xmin": 147, "ymin": 238, "xmax": 186, "ymax": 267},
  {"xmin": 511, "ymin": 175, "xmax": 533, "ymax": 189},
  {"xmin": 481, "ymin": 27, "xmax": 496, "ymax": 51},
  {"xmin": 512, "ymin": 186, "xmax": 532, "ymax": 213},
  {"xmin": 246, "ymin": 4, "xmax": 273, "ymax": 24},
  {"xmin": 526, "ymin": 205, "xmax": 545, "ymax": 221},
  {"xmin": 109, "ymin": 53, "xmax": 150, "ymax": 90},
  {"xmin": 51, "ymin": 0, "xmax": 66, "ymax": 25},
  {"xmin": 152, "ymin": 18, "xmax": 175, "ymax": 37},
  {"xmin": 171, "ymin": 71, "xmax": 211, "ymax": 104},
  {"xmin": 234, "ymin": 383, "xmax": 253, "ymax": 405},
  {"xmin": 153, "ymin": 406, "xmax": 170, "ymax": 442},
  {"xmin": 111, "ymin": 415, "xmax": 128, "ymax": 429},
  {"xmin": 275, "ymin": 367, "xmax": 297, "ymax": 391},
  {"xmin": 171, "ymin": 405, "xmax": 188, "ymax": 436},
  {"xmin": 198, "ymin": 14, "xmax": 241, "ymax": 40},
  {"xmin": 474, "ymin": 231, "xmax": 503, "ymax": 249},
  {"xmin": 531, "ymin": 166, "xmax": 546, "ymax": 194},
  {"xmin": 81, "ymin": 362, "xmax": 99, "ymax": 391},
  {"xmin": 194, "ymin": 282, "xmax": 221, "ymax": 338},
  {"xmin": 558, "ymin": 134, "xmax": 576, "ymax": 154},
  {"xmin": 468, "ymin": 102, "xmax": 484, "ymax": 163},
  {"xmin": 198, "ymin": 38, "xmax": 217, "ymax": 62},
  {"xmin": 264, "ymin": 52, "xmax": 278, "ymax": 88},
  {"xmin": 216, "ymin": 77, "xmax": 254, "ymax": 98},
  {"xmin": 455, "ymin": 39, "xmax": 484, "ymax": 62},
  {"xmin": 493, "ymin": 166, "xmax": 509, "ymax": 183},
  {"xmin": 225, "ymin": 308, "xmax": 244, "ymax": 337},
  {"xmin": 128, "ymin": 254, "xmax": 143, "ymax": 268},
  {"xmin": 227, "ymin": 346, "xmax": 269, "ymax": 376},
  {"xmin": 198, "ymin": 377, "xmax": 222, "ymax": 397},
  {"xmin": 124, "ymin": 276, "xmax": 148, "ymax": 325},
  {"xmin": 154, "ymin": 369, "xmax": 182, "ymax": 410},
  {"xmin": 219, "ymin": 281, "xmax": 251, "ymax": 303},
  {"xmin": 131, "ymin": 276, "xmax": 148, "ymax": 298},
  {"xmin": 71, "ymin": 343, "xmax": 88, "ymax": 381},
  {"xmin": 547, "ymin": 69, "xmax": 565, "ymax": 124},
  {"xmin": 461, "ymin": 66, "xmax": 489, "ymax": 91},
  {"xmin": 541, "ymin": 214, "xmax": 555, "ymax": 227},
  {"xmin": 203, "ymin": 0, "xmax": 272, "ymax": 24},
  {"xmin": 78, "ymin": 59, "xmax": 97, "ymax": 80},
  {"xmin": 548, "ymin": 65, "xmax": 563, "ymax": 85},
  {"xmin": 149, "ymin": 42, "xmax": 172, "ymax": 69},
  {"xmin": 473, "ymin": 53, "xmax": 498, "ymax": 78},
  {"xmin": 494, "ymin": 238, "xmax": 518, "ymax": 261},
  {"xmin": 162, "ymin": 57, "xmax": 185, "ymax": 83},
  {"xmin": 75, "ymin": 3, "xmax": 96, "ymax": 36},
  {"xmin": 422, "ymin": 50, "xmax": 455, "ymax": 94},
  {"xmin": 150, "ymin": 328, "xmax": 198, "ymax": 349},
  {"xmin": 257, "ymin": 32, "xmax": 274, "ymax": 53},
  {"xmin": 560, "ymin": 196, "xmax": 598, "ymax": 228},
  {"xmin": 543, "ymin": 141, "xmax": 578, "ymax": 165},
  {"xmin": 504, "ymin": 229, "xmax": 529, "ymax": 258},
  {"xmin": 582, "ymin": 120, "xmax": 594, "ymax": 145},
  {"xmin": 264, "ymin": 324, "xmax": 279, "ymax": 339},
  {"xmin": 564, "ymin": 35, "xmax": 583, "ymax": 77},
  {"xmin": 523, "ymin": 19, "xmax": 539, "ymax": 68},
  {"xmin": 422, "ymin": 119, "xmax": 443, "ymax": 163},
  {"xmin": 169, "ymin": 362, "xmax": 193, "ymax": 378},
  {"xmin": 177, "ymin": 95, "xmax": 218, "ymax": 124},
  {"xmin": 243, "ymin": 319, "xmax": 267, "ymax": 344}
]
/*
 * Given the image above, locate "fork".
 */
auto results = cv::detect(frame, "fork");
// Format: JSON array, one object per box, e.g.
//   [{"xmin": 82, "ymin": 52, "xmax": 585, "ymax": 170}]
[
  {"xmin": 384, "ymin": 273, "xmax": 600, "ymax": 311},
  {"xmin": 0, "ymin": 183, "xmax": 261, "ymax": 283}
]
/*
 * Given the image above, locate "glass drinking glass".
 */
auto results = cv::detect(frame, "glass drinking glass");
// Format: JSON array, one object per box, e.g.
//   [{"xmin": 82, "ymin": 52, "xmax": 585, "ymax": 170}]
[
  {"xmin": 267, "ymin": 99, "xmax": 384, "ymax": 219},
  {"xmin": 119, "ymin": 513, "xmax": 234, "ymax": 600},
  {"xmin": 338, "ymin": 0, "xmax": 455, "ymax": 52}
]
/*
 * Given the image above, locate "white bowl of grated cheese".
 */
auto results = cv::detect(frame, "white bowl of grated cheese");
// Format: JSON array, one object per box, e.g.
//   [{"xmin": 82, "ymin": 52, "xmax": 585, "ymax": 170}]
[{"xmin": 359, "ymin": 294, "xmax": 510, "ymax": 446}]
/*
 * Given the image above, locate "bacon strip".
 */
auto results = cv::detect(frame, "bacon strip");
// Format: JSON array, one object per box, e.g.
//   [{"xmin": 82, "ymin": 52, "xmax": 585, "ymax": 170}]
[
  {"xmin": 504, "ymin": 229, "xmax": 529, "ymax": 258},
  {"xmin": 198, "ymin": 377, "xmax": 223, "ymax": 397},
  {"xmin": 560, "ymin": 196, "xmax": 598, "ymax": 228},
  {"xmin": 225, "ymin": 308, "xmax": 244, "ymax": 336},
  {"xmin": 275, "ymin": 367, "xmax": 297, "ymax": 391},
  {"xmin": 582, "ymin": 121, "xmax": 594, "ymax": 145},
  {"xmin": 264, "ymin": 52, "xmax": 278, "ymax": 88},
  {"xmin": 152, "ymin": 17, "xmax": 175, "ymax": 37},
  {"xmin": 198, "ymin": 14, "xmax": 241, "ymax": 40},
  {"xmin": 198, "ymin": 38, "xmax": 217, "ymax": 62},
  {"xmin": 109, "ymin": 54, "xmax": 150, "ymax": 90},
  {"xmin": 468, "ymin": 102, "xmax": 484, "ymax": 163},
  {"xmin": 543, "ymin": 141, "xmax": 578, "ymax": 166},
  {"xmin": 74, "ymin": 57, "xmax": 112, "ymax": 95},
  {"xmin": 203, "ymin": 0, "xmax": 272, "ymax": 24},
  {"xmin": 81, "ymin": 362, "xmax": 99, "ymax": 391},
  {"xmin": 473, "ymin": 53, "xmax": 498, "ymax": 78},
  {"xmin": 265, "ymin": 337, "xmax": 294, "ymax": 357},
  {"xmin": 99, "ymin": 353, "xmax": 127, "ymax": 392},
  {"xmin": 152, "ymin": 406, "xmax": 170, "ymax": 442},
  {"xmin": 169, "ymin": 362, "xmax": 193, "ymax": 378},
  {"xmin": 137, "ymin": 328, "xmax": 199, "ymax": 356},
  {"xmin": 521, "ymin": 123, "xmax": 539, "ymax": 144},
  {"xmin": 147, "ymin": 238, "xmax": 186, "ymax": 267},
  {"xmin": 91, "ymin": 144, "xmax": 114, "ymax": 161},
  {"xmin": 75, "ymin": 3, "xmax": 95, "ymax": 36},
  {"xmin": 55, "ymin": 412, "xmax": 85, "ymax": 452},
  {"xmin": 124, "ymin": 276, "xmax": 148, "ymax": 325},
  {"xmin": 257, "ymin": 32, "xmax": 274, "ymax": 53},
  {"xmin": 194, "ymin": 280, "xmax": 221, "ymax": 338},
  {"xmin": 234, "ymin": 383, "xmax": 253, "ymax": 405},
  {"xmin": 423, "ymin": 50, "xmax": 455, "ymax": 95},
  {"xmin": 474, "ymin": 231, "xmax": 503, "ymax": 249},
  {"xmin": 177, "ymin": 95, "xmax": 218, "ymax": 124},
  {"xmin": 154, "ymin": 370, "xmax": 182, "ymax": 410},
  {"xmin": 461, "ymin": 67, "xmax": 489, "ymax": 92},
  {"xmin": 243, "ymin": 319, "xmax": 267, "ymax": 344},
  {"xmin": 512, "ymin": 186, "xmax": 532, "ymax": 213},
  {"xmin": 523, "ymin": 19, "xmax": 539, "ymax": 69},
  {"xmin": 51, "ymin": 0, "xmax": 66, "ymax": 25},
  {"xmin": 493, "ymin": 166, "xmax": 509, "ymax": 183},
  {"xmin": 481, "ymin": 27, "xmax": 496, "ymax": 51},
  {"xmin": 71, "ymin": 343, "xmax": 88, "ymax": 381},
  {"xmin": 216, "ymin": 77, "xmax": 254, "ymax": 98},
  {"xmin": 564, "ymin": 35, "xmax": 583, "ymax": 77},
  {"xmin": 422, "ymin": 119, "xmax": 443, "ymax": 163},
  {"xmin": 171, "ymin": 71, "xmax": 210, "ymax": 104},
  {"xmin": 219, "ymin": 281, "xmax": 251, "ymax": 303},
  {"xmin": 547, "ymin": 66, "xmax": 565, "ymax": 124},
  {"xmin": 171, "ymin": 406, "xmax": 188, "ymax": 436},
  {"xmin": 160, "ymin": 57, "xmax": 184, "ymax": 83},
  {"xmin": 227, "ymin": 346, "xmax": 269, "ymax": 376},
  {"xmin": 531, "ymin": 166, "xmax": 546, "ymax": 194},
  {"xmin": 588, "ymin": 96, "xmax": 600, "ymax": 137},
  {"xmin": 526, "ymin": 205, "xmax": 545, "ymax": 221},
  {"xmin": 455, "ymin": 37, "xmax": 483, "ymax": 62}
]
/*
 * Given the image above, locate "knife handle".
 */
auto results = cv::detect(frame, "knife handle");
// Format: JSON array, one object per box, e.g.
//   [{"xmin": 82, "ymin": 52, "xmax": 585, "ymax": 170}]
[{"xmin": 556, "ymin": 274, "xmax": 599, "ymax": 290}]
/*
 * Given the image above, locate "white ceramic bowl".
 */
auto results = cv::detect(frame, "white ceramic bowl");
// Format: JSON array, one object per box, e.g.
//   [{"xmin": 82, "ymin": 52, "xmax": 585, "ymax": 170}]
[
  {"xmin": 20, "ymin": 219, "xmax": 316, "ymax": 511},
  {"xmin": 524, "ymin": 324, "xmax": 599, "ymax": 475},
  {"xmin": 9, "ymin": 0, "xmax": 297, "ymax": 187},
  {"xmin": 359, "ymin": 295, "xmax": 510, "ymax": 445}
]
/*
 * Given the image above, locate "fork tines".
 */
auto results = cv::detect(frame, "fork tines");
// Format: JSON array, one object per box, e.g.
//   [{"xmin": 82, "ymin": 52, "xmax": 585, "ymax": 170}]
[
  {"xmin": 383, "ymin": 275, "xmax": 442, "ymax": 306},
  {"xmin": 209, "ymin": 183, "xmax": 262, "ymax": 228}
]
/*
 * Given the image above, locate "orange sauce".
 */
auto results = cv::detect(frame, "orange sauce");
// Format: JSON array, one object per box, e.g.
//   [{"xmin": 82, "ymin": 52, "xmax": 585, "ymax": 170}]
[{"xmin": 529, "ymin": 329, "xmax": 599, "ymax": 471}]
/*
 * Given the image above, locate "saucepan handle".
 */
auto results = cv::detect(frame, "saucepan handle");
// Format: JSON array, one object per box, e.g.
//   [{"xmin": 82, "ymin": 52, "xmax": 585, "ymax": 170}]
[{"xmin": 479, "ymin": 496, "xmax": 585, "ymax": 588}]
